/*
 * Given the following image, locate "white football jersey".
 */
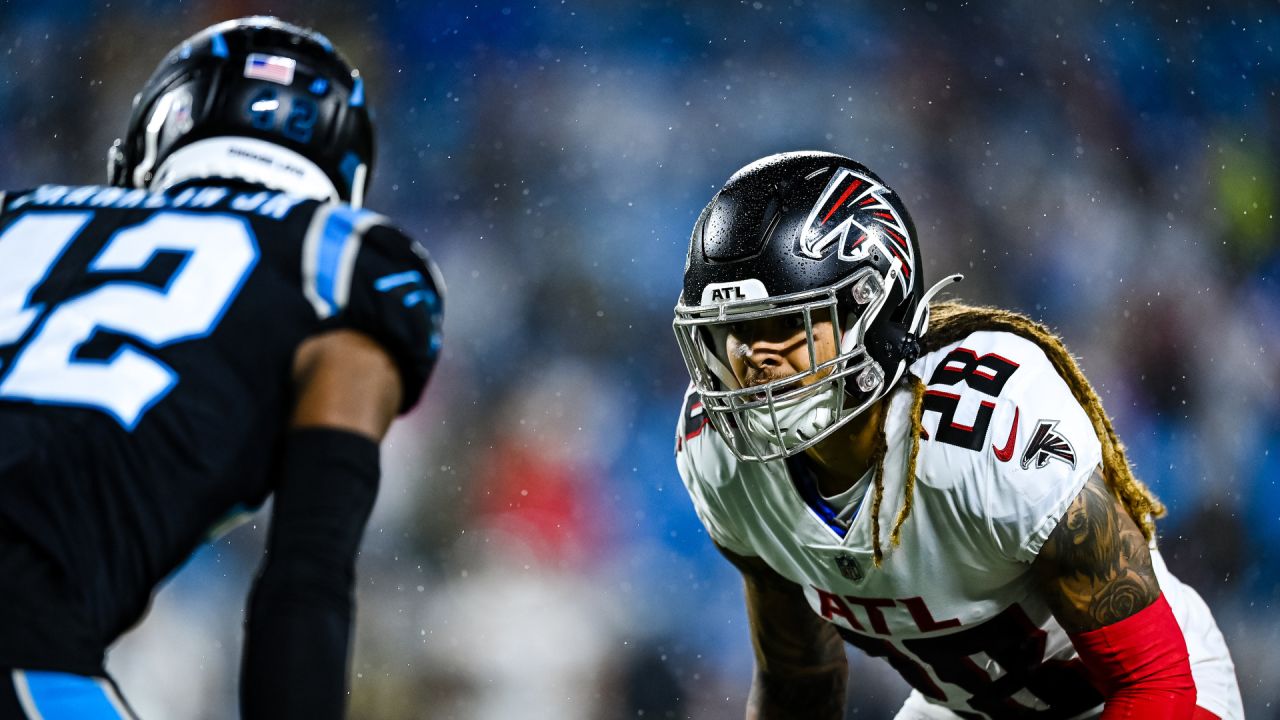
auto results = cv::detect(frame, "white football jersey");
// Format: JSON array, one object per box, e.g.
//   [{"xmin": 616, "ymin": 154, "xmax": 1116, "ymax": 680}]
[{"xmin": 676, "ymin": 330, "xmax": 1242, "ymax": 719}]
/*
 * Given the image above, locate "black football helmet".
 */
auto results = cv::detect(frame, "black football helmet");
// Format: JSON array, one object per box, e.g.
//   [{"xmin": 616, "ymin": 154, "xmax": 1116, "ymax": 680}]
[
  {"xmin": 107, "ymin": 17, "xmax": 373, "ymax": 206},
  {"xmin": 673, "ymin": 151, "xmax": 961, "ymax": 461}
]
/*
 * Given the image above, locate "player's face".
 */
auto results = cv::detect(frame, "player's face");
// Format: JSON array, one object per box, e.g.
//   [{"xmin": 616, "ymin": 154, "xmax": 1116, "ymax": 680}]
[{"xmin": 721, "ymin": 311, "xmax": 838, "ymax": 391}]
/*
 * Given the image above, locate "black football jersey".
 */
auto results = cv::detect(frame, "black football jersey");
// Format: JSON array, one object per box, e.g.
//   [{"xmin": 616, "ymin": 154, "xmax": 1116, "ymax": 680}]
[{"xmin": 0, "ymin": 182, "xmax": 443, "ymax": 674}]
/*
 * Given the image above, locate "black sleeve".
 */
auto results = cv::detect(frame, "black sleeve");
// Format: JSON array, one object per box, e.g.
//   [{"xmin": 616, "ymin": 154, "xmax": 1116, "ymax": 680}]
[
  {"xmin": 240, "ymin": 428, "xmax": 379, "ymax": 720},
  {"xmin": 328, "ymin": 222, "xmax": 444, "ymax": 414}
]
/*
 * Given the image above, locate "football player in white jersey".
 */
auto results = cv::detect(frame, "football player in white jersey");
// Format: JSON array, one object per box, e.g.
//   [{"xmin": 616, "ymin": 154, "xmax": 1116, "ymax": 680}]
[{"xmin": 672, "ymin": 152, "xmax": 1242, "ymax": 719}]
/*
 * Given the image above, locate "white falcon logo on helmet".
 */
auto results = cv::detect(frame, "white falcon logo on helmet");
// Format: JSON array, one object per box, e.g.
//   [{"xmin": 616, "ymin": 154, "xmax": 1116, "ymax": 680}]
[{"xmin": 798, "ymin": 167, "xmax": 916, "ymax": 294}]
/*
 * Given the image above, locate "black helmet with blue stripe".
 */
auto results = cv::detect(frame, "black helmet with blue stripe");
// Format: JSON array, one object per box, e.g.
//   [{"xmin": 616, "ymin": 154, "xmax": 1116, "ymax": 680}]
[{"xmin": 108, "ymin": 16, "xmax": 374, "ymax": 206}]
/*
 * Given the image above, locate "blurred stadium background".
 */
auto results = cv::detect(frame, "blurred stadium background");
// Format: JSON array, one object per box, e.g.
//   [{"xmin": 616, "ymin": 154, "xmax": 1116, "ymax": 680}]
[{"xmin": 1, "ymin": 1, "xmax": 1276, "ymax": 717}]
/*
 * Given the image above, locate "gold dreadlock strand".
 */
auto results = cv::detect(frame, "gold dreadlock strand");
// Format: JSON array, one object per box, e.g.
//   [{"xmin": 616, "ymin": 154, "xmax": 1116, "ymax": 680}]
[
  {"xmin": 867, "ymin": 403, "xmax": 891, "ymax": 567},
  {"xmin": 917, "ymin": 301, "xmax": 1166, "ymax": 540},
  {"xmin": 890, "ymin": 376, "xmax": 928, "ymax": 548}
]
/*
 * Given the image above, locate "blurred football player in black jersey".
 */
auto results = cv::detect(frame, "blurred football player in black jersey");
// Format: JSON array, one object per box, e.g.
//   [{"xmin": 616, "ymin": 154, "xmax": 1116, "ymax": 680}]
[{"xmin": 0, "ymin": 18, "xmax": 443, "ymax": 719}]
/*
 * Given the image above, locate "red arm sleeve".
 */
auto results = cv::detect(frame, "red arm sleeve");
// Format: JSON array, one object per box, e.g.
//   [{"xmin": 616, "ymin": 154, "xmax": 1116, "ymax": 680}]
[{"xmin": 1068, "ymin": 593, "xmax": 1196, "ymax": 719}]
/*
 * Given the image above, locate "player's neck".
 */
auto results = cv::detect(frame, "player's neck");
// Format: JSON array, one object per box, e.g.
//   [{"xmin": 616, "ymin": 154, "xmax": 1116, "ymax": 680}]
[{"xmin": 802, "ymin": 399, "xmax": 885, "ymax": 497}]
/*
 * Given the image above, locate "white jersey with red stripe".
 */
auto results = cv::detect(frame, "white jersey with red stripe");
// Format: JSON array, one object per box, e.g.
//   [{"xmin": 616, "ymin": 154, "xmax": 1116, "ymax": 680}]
[{"xmin": 675, "ymin": 330, "xmax": 1242, "ymax": 719}]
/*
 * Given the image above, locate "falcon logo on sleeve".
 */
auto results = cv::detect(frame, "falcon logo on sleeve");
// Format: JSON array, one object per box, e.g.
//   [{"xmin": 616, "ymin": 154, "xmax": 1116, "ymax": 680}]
[{"xmin": 1020, "ymin": 419, "xmax": 1076, "ymax": 470}]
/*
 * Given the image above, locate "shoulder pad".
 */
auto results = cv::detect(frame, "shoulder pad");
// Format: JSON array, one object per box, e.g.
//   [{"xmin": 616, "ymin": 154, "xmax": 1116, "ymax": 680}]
[
  {"xmin": 910, "ymin": 330, "xmax": 1102, "ymax": 561},
  {"xmin": 303, "ymin": 203, "xmax": 444, "ymax": 413}
]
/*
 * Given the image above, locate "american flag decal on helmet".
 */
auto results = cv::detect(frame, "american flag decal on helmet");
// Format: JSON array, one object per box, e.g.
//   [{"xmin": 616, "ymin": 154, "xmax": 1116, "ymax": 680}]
[
  {"xmin": 798, "ymin": 167, "xmax": 915, "ymax": 292},
  {"xmin": 245, "ymin": 53, "xmax": 297, "ymax": 86},
  {"xmin": 1020, "ymin": 419, "xmax": 1077, "ymax": 471}
]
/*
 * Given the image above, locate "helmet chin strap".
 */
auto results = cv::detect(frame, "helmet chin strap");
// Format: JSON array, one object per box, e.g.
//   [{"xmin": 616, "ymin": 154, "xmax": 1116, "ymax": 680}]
[
  {"xmin": 150, "ymin": 136, "xmax": 342, "ymax": 203},
  {"xmin": 869, "ymin": 272, "xmax": 965, "ymax": 400},
  {"xmin": 740, "ymin": 383, "xmax": 841, "ymax": 452},
  {"xmin": 842, "ymin": 270, "xmax": 964, "ymax": 418}
]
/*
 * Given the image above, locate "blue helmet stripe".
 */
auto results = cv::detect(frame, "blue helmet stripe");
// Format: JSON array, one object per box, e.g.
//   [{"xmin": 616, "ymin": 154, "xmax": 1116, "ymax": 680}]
[
  {"xmin": 312, "ymin": 31, "xmax": 335, "ymax": 53},
  {"xmin": 210, "ymin": 33, "xmax": 229, "ymax": 58},
  {"xmin": 350, "ymin": 77, "xmax": 365, "ymax": 107}
]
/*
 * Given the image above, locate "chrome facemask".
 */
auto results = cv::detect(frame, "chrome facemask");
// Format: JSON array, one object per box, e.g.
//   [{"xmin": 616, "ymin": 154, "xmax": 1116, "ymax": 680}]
[{"xmin": 674, "ymin": 264, "xmax": 899, "ymax": 462}]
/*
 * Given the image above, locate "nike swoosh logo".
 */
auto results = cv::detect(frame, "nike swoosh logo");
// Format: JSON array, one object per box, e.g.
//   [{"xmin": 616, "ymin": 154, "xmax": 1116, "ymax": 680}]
[{"xmin": 993, "ymin": 406, "xmax": 1019, "ymax": 462}]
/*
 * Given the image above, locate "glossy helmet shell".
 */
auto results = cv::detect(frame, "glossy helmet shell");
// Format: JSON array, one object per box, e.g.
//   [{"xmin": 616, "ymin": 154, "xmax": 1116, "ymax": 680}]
[
  {"xmin": 681, "ymin": 150, "xmax": 925, "ymax": 377},
  {"xmin": 108, "ymin": 16, "xmax": 372, "ymax": 202}
]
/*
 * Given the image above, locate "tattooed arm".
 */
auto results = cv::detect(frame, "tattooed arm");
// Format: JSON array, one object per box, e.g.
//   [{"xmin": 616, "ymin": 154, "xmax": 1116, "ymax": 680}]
[
  {"xmin": 1032, "ymin": 465, "xmax": 1195, "ymax": 716},
  {"xmin": 718, "ymin": 545, "xmax": 848, "ymax": 720},
  {"xmin": 1031, "ymin": 465, "xmax": 1160, "ymax": 632}
]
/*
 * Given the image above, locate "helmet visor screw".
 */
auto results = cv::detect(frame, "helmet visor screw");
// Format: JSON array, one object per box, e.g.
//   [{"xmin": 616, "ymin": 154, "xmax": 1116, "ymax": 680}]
[{"xmin": 856, "ymin": 364, "xmax": 883, "ymax": 393}]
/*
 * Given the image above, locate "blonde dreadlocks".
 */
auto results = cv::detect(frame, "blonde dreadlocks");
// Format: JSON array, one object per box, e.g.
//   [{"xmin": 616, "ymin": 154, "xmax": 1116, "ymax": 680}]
[{"xmin": 866, "ymin": 300, "xmax": 1165, "ymax": 567}]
